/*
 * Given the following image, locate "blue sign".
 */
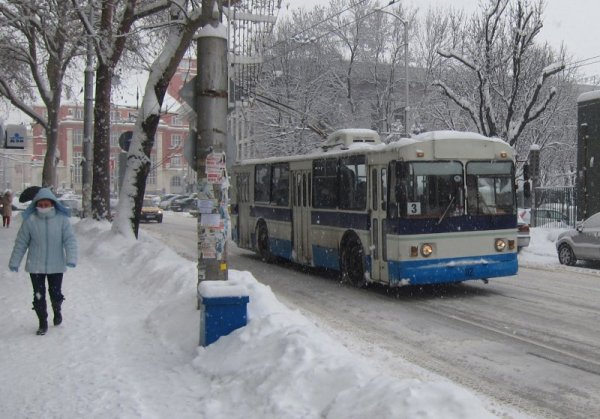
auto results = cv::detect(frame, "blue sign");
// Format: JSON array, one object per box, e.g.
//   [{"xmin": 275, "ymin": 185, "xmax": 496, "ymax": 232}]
[{"xmin": 5, "ymin": 124, "xmax": 27, "ymax": 149}]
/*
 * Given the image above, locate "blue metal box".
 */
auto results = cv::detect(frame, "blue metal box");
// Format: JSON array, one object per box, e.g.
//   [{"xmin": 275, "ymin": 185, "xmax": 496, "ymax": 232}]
[{"xmin": 199, "ymin": 295, "xmax": 249, "ymax": 346}]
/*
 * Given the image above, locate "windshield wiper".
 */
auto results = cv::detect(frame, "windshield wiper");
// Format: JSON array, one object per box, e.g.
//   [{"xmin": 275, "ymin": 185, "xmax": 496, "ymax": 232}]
[{"xmin": 437, "ymin": 195, "xmax": 455, "ymax": 225}]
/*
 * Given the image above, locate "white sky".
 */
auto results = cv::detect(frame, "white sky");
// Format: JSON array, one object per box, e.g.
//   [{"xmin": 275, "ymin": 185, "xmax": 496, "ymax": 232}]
[
  {"xmin": 281, "ymin": 0, "xmax": 600, "ymax": 81},
  {"xmin": 0, "ymin": 209, "xmax": 560, "ymax": 418}
]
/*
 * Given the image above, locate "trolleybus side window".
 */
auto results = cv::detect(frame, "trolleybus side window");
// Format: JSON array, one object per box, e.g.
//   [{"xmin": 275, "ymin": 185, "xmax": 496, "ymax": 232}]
[
  {"xmin": 271, "ymin": 163, "xmax": 290, "ymax": 206},
  {"xmin": 381, "ymin": 167, "xmax": 387, "ymax": 211},
  {"xmin": 466, "ymin": 162, "xmax": 515, "ymax": 215},
  {"xmin": 372, "ymin": 168, "xmax": 378, "ymax": 210},
  {"xmin": 313, "ymin": 158, "xmax": 338, "ymax": 208},
  {"xmin": 255, "ymin": 164, "xmax": 270, "ymax": 203},
  {"xmin": 391, "ymin": 161, "xmax": 464, "ymax": 219},
  {"xmin": 339, "ymin": 155, "xmax": 366, "ymax": 210}
]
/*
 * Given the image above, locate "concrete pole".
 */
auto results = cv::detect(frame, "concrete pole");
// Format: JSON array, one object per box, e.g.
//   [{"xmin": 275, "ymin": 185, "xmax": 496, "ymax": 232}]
[
  {"xmin": 81, "ymin": 4, "xmax": 94, "ymax": 218},
  {"xmin": 403, "ymin": 22, "xmax": 409, "ymax": 135},
  {"xmin": 196, "ymin": 0, "xmax": 229, "ymax": 291}
]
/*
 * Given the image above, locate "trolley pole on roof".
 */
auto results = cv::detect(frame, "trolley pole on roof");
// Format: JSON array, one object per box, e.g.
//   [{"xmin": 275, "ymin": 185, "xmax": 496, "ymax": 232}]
[{"xmin": 195, "ymin": 0, "xmax": 229, "ymax": 291}]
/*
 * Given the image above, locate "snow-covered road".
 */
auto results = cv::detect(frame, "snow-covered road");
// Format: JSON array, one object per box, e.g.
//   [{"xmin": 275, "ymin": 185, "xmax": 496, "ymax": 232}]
[{"xmin": 144, "ymin": 212, "xmax": 600, "ymax": 418}]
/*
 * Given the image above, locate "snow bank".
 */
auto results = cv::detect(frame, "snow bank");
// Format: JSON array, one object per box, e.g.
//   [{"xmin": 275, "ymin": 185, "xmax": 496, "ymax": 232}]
[{"xmin": 0, "ymin": 218, "xmax": 499, "ymax": 418}]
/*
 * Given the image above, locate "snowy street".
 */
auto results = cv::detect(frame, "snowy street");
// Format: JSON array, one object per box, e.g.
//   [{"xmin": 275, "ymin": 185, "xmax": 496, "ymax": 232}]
[
  {"xmin": 144, "ymin": 212, "xmax": 600, "ymax": 418},
  {"xmin": 1, "ymin": 211, "xmax": 599, "ymax": 418}
]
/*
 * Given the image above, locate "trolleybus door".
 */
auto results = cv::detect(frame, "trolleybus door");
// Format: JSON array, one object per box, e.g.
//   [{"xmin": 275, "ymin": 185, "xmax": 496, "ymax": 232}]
[
  {"xmin": 292, "ymin": 171, "xmax": 311, "ymax": 264},
  {"xmin": 236, "ymin": 173, "xmax": 251, "ymax": 248},
  {"xmin": 370, "ymin": 165, "xmax": 388, "ymax": 281}
]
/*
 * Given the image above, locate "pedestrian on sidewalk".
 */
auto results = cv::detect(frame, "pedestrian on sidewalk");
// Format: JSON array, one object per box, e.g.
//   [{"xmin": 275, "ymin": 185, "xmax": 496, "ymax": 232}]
[
  {"xmin": 2, "ymin": 190, "xmax": 13, "ymax": 227},
  {"xmin": 8, "ymin": 188, "xmax": 78, "ymax": 336}
]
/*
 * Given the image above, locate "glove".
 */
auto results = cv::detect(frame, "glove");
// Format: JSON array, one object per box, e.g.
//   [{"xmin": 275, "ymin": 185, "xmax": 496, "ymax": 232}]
[
  {"xmin": 67, "ymin": 263, "xmax": 76, "ymax": 268},
  {"xmin": 9, "ymin": 266, "xmax": 18, "ymax": 272}
]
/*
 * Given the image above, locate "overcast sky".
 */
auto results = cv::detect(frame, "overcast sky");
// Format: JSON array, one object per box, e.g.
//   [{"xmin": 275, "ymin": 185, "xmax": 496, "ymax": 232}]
[{"xmin": 281, "ymin": 0, "xmax": 600, "ymax": 81}]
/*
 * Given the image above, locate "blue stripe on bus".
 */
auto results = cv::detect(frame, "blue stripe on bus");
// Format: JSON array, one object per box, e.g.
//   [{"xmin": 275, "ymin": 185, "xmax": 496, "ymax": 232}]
[
  {"xmin": 251, "ymin": 205, "xmax": 292, "ymax": 222},
  {"xmin": 312, "ymin": 245, "xmax": 341, "ymax": 270},
  {"xmin": 387, "ymin": 253, "xmax": 517, "ymax": 286},
  {"xmin": 386, "ymin": 214, "xmax": 516, "ymax": 235},
  {"xmin": 269, "ymin": 237, "xmax": 293, "ymax": 259},
  {"xmin": 311, "ymin": 210, "xmax": 370, "ymax": 230}
]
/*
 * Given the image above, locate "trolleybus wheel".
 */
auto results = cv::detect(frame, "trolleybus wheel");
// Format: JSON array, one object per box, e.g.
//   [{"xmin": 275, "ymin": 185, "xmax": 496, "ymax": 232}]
[
  {"xmin": 341, "ymin": 236, "xmax": 366, "ymax": 288},
  {"xmin": 558, "ymin": 243, "xmax": 577, "ymax": 266},
  {"xmin": 256, "ymin": 223, "xmax": 273, "ymax": 262}
]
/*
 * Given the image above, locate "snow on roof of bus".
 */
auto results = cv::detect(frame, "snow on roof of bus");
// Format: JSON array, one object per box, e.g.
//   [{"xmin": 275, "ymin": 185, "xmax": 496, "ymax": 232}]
[
  {"xmin": 411, "ymin": 130, "xmax": 505, "ymax": 143},
  {"xmin": 326, "ymin": 128, "xmax": 379, "ymax": 138},
  {"xmin": 577, "ymin": 90, "xmax": 600, "ymax": 103}
]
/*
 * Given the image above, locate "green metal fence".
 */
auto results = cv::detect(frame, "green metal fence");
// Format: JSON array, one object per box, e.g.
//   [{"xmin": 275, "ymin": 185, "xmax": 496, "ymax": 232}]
[{"xmin": 531, "ymin": 186, "xmax": 577, "ymax": 228}]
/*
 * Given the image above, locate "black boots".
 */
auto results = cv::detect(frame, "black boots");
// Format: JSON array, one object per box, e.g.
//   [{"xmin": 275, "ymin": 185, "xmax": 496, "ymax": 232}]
[
  {"xmin": 33, "ymin": 300, "xmax": 48, "ymax": 336},
  {"xmin": 34, "ymin": 306, "xmax": 48, "ymax": 336},
  {"xmin": 52, "ymin": 301, "xmax": 62, "ymax": 326},
  {"xmin": 33, "ymin": 297, "xmax": 63, "ymax": 335}
]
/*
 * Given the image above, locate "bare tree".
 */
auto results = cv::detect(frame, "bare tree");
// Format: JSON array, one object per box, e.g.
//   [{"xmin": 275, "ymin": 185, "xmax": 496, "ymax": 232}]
[
  {"xmin": 73, "ymin": 0, "xmax": 170, "ymax": 221},
  {"xmin": 112, "ymin": 0, "xmax": 204, "ymax": 238},
  {"xmin": 0, "ymin": 0, "xmax": 85, "ymax": 188},
  {"xmin": 432, "ymin": 0, "xmax": 565, "ymax": 147}
]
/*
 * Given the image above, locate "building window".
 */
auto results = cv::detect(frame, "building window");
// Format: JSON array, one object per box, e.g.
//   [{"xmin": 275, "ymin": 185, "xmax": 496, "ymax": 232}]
[
  {"xmin": 110, "ymin": 131, "xmax": 119, "ymax": 147},
  {"xmin": 171, "ymin": 176, "xmax": 182, "ymax": 187},
  {"xmin": 170, "ymin": 134, "xmax": 181, "ymax": 149},
  {"xmin": 110, "ymin": 109, "xmax": 120, "ymax": 122},
  {"xmin": 148, "ymin": 155, "xmax": 157, "ymax": 185},
  {"xmin": 172, "ymin": 114, "xmax": 183, "ymax": 126},
  {"xmin": 170, "ymin": 155, "xmax": 181, "ymax": 167},
  {"xmin": 74, "ymin": 108, "xmax": 84, "ymax": 120},
  {"xmin": 73, "ymin": 129, "xmax": 83, "ymax": 146},
  {"xmin": 73, "ymin": 152, "xmax": 83, "ymax": 184}
]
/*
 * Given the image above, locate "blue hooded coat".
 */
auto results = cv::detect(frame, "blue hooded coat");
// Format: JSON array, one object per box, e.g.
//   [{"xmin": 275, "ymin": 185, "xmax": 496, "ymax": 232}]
[{"xmin": 9, "ymin": 188, "xmax": 78, "ymax": 274}]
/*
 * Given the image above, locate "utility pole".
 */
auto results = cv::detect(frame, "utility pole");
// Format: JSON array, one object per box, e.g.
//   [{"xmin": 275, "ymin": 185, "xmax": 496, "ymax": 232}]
[
  {"xmin": 81, "ymin": 3, "xmax": 94, "ymax": 218},
  {"xmin": 195, "ymin": 0, "xmax": 229, "ymax": 291}
]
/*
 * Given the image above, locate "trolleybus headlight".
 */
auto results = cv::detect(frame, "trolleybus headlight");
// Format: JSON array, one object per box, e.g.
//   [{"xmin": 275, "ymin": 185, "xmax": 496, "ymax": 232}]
[
  {"xmin": 494, "ymin": 239, "xmax": 507, "ymax": 251},
  {"xmin": 421, "ymin": 243, "xmax": 433, "ymax": 257}
]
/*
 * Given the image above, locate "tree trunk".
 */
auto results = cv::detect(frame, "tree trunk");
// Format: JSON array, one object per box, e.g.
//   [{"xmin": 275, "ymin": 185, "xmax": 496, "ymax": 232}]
[{"xmin": 91, "ymin": 62, "xmax": 113, "ymax": 220}]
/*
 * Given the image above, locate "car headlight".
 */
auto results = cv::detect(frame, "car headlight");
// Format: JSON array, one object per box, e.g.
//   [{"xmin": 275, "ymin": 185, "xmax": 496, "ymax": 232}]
[
  {"xmin": 420, "ymin": 243, "xmax": 433, "ymax": 257},
  {"xmin": 495, "ymin": 238, "xmax": 507, "ymax": 251}
]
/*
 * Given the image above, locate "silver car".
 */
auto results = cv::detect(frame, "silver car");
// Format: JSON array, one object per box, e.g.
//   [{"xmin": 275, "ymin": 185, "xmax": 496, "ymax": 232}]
[{"xmin": 556, "ymin": 212, "xmax": 600, "ymax": 265}]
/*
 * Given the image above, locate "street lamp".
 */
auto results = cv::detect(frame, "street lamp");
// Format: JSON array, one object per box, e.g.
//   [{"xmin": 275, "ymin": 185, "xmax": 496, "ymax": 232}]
[{"xmin": 377, "ymin": 9, "xmax": 410, "ymax": 135}]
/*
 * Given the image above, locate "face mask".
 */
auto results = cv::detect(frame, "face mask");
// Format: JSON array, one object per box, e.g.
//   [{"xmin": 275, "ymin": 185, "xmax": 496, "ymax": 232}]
[{"xmin": 37, "ymin": 207, "xmax": 53, "ymax": 214}]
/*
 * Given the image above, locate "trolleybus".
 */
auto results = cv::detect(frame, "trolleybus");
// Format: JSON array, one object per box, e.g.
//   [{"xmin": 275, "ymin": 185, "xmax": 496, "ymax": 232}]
[{"xmin": 231, "ymin": 129, "xmax": 518, "ymax": 287}]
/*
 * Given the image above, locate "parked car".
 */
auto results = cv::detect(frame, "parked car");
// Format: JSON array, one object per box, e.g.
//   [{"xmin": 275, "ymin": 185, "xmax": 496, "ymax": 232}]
[
  {"xmin": 517, "ymin": 214, "xmax": 530, "ymax": 251},
  {"xmin": 170, "ymin": 197, "xmax": 197, "ymax": 212},
  {"xmin": 140, "ymin": 198, "xmax": 163, "ymax": 223},
  {"xmin": 556, "ymin": 212, "xmax": 600, "ymax": 266},
  {"xmin": 159, "ymin": 194, "xmax": 187, "ymax": 210},
  {"xmin": 59, "ymin": 198, "xmax": 81, "ymax": 217}
]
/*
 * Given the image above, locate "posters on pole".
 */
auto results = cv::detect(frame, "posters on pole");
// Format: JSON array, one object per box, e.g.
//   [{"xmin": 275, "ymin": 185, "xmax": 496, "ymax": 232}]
[{"xmin": 205, "ymin": 152, "xmax": 226, "ymax": 184}]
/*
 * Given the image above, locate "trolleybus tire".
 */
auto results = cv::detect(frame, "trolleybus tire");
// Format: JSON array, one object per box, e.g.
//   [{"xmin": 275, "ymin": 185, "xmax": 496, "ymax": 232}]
[
  {"xmin": 340, "ymin": 236, "xmax": 366, "ymax": 288},
  {"xmin": 256, "ymin": 223, "xmax": 274, "ymax": 262},
  {"xmin": 558, "ymin": 243, "xmax": 577, "ymax": 266}
]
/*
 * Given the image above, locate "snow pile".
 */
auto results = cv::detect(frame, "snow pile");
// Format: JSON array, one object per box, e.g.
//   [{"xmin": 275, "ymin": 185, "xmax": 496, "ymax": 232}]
[{"xmin": 1, "ymin": 218, "xmax": 500, "ymax": 418}]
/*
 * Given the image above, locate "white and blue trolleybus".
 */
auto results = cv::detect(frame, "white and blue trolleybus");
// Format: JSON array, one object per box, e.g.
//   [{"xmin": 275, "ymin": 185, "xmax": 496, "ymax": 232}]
[{"xmin": 231, "ymin": 129, "xmax": 518, "ymax": 287}]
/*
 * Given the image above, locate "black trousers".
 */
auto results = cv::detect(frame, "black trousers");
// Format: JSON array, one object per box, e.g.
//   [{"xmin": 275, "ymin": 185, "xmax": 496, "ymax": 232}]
[{"xmin": 30, "ymin": 273, "xmax": 64, "ymax": 311}]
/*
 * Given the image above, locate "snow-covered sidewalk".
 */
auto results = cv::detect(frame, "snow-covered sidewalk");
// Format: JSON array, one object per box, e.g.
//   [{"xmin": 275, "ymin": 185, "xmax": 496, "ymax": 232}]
[{"xmin": 1, "ymin": 217, "xmax": 509, "ymax": 418}]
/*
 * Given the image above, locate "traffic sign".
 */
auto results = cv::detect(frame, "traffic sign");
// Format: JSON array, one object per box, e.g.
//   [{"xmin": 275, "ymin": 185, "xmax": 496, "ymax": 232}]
[
  {"xmin": 179, "ymin": 76, "xmax": 196, "ymax": 109},
  {"xmin": 119, "ymin": 131, "xmax": 133, "ymax": 151}
]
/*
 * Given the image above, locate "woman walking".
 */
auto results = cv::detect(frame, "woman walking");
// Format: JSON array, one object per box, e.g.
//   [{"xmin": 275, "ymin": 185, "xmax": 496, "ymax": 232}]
[
  {"xmin": 8, "ymin": 188, "xmax": 78, "ymax": 335},
  {"xmin": 2, "ymin": 190, "xmax": 12, "ymax": 227}
]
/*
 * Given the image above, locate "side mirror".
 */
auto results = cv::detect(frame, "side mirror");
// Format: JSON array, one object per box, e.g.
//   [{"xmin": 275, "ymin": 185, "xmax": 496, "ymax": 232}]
[{"xmin": 576, "ymin": 224, "xmax": 583, "ymax": 232}]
